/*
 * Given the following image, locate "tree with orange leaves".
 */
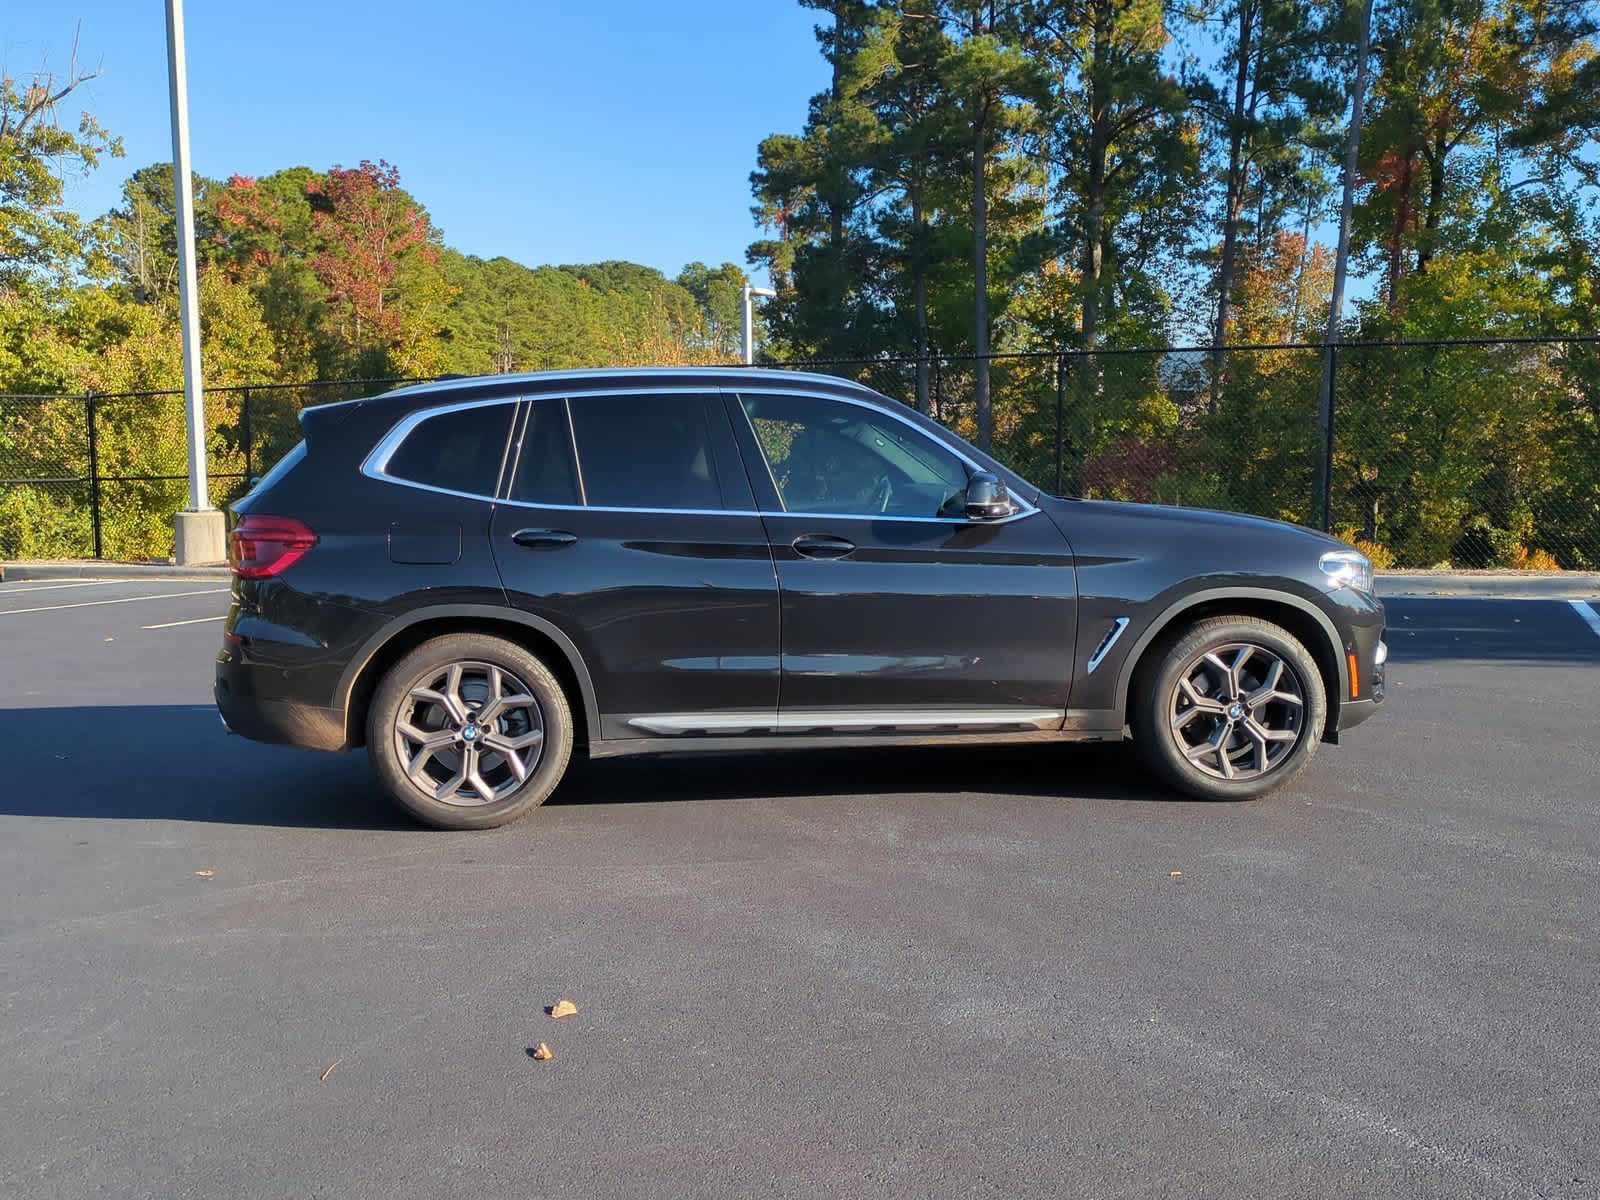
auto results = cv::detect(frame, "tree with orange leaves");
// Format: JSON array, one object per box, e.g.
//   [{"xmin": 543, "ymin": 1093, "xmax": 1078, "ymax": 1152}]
[{"xmin": 307, "ymin": 160, "xmax": 450, "ymax": 375}]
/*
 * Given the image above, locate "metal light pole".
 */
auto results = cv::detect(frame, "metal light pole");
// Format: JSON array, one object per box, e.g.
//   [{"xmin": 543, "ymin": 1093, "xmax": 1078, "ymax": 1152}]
[
  {"xmin": 741, "ymin": 284, "xmax": 776, "ymax": 365},
  {"xmin": 166, "ymin": 0, "xmax": 225, "ymax": 563},
  {"xmin": 1314, "ymin": 0, "xmax": 1375, "ymax": 533}
]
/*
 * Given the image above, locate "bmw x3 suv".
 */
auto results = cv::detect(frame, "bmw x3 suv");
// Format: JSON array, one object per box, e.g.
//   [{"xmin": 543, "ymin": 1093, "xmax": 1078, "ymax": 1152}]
[{"xmin": 215, "ymin": 367, "xmax": 1387, "ymax": 829}]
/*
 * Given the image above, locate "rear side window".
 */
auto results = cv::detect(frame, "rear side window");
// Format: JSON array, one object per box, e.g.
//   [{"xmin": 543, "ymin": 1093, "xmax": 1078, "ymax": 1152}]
[
  {"xmin": 567, "ymin": 393, "xmax": 723, "ymax": 510},
  {"xmin": 509, "ymin": 400, "xmax": 581, "ymax": 505},
  {"xmin": 384, "ymin": 403, "xmax": 513, "ymax": 497}
]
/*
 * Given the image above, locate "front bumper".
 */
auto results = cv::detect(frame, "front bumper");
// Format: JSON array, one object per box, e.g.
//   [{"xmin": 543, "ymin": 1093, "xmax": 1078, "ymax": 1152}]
[{"xmin": 1334, "ymin": 637, "xmax": 1386, "ymax": 734}]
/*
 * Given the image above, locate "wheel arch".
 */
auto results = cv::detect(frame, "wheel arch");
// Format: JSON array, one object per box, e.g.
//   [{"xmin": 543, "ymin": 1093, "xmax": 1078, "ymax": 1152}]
[
  {"xmin": 336, "ymin": 605, "xmax": 599, "ymax": 749},
  {"xmin": 1116, "ymin": 587, "xmax": 1347, "ymax": 740}
]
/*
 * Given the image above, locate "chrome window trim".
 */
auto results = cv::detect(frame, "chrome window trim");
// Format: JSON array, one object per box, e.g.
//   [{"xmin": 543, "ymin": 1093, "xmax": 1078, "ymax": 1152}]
[
  {"xmin": 361, "ymin": 394, "xmax": 522, "ymax": 503},
  {"xmin": 561, "ymin": 396, "xmax": 589, "ymax": 505},
  {"xmin": 499, "ymin": 399, "xmax": 532, "ymax": 501},
  {"xmin": 497, "ymin": 500, "xmax": 767, "ymax": 518},
  {"xmin": 363, "ymin": 384, "xmax": 1039, "ymax": 526},
  {"xmin": 755, "ymin": 508, "xmax": 1035, "ymax": 526}
]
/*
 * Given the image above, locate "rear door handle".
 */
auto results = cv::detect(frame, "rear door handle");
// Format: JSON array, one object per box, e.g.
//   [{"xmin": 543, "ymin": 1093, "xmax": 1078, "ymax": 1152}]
[
  {"xmin": 792, "ymin": 533, "xmax": 855, "ymax": 560},
  {"xmin": 511, "ymin": 528, "xmax": 578, "ymax": 550}
]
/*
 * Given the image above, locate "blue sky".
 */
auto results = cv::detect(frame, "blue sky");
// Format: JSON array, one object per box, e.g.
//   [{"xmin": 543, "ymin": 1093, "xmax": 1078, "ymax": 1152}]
[{"xmin": 3, "ymin": 2, "xmax": 828, "ymax": 279}]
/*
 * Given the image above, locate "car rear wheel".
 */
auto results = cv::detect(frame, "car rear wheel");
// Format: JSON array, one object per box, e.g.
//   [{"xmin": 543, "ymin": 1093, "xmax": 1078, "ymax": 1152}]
[
  {"xmin": 1132, "ymin": 616, "xmax": 1327, "ymax": 801},
  {"xmin": 367, "ymin": 634, "xmax": 573, "ymax": 829}
]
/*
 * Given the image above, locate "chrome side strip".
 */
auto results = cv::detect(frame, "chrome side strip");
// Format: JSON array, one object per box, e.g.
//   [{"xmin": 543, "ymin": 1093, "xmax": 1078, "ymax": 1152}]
[
  {"xmin": 628, "ymin": 708, "xmax": 1066, "ymax": 736},
  {"xmin": 626, "ymin": 712, "xmax": 777, "ymax": 735},
  {"xmin": 1085, "ymin": 617, "xmax": 1131, "ymax": 674}
]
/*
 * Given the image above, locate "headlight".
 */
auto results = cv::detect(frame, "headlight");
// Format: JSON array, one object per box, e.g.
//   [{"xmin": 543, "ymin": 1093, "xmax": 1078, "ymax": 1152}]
[{"xmin": 1319, "ymin": 549, "xmax": 1374, "ymax": 594}]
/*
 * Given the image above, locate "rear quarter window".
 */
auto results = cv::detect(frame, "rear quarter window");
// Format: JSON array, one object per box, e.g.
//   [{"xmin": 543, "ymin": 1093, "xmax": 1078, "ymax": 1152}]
[{"xmin": 384, "ymin": 403, "xmax": 514, "ymax": 497}]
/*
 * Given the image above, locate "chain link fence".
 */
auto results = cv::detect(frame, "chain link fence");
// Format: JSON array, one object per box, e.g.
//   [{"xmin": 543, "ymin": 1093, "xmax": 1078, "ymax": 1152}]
[
  {"xmin": 0, "ymin": 380, "xmax": 418, "ymax": 561},
  {"xmin": 783, "ymin": 337, "xmax": 1600, "ymax": 571},
  {"xmin": 3, "ymin": 339, "xmax": 1598, "ymax": 567}
]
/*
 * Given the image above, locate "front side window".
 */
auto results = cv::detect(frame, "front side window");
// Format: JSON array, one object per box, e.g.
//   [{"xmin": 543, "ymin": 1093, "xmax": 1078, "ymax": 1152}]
[
  {"xmin": 567, "ymin": 393, "xmax": 723, "ymax": 510},
  {"xmin": 384, "ymin": 403, "xmax": 514, "ymax": 497},
  {"xmin": 740, "ymin": 393, "xmax": 969, "ymax": 518}
]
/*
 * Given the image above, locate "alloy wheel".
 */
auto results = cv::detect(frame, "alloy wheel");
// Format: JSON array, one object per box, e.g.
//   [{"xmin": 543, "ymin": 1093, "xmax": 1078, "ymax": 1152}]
[
  {"xmin": 1168, "ymin": 642, "xmax": 1305, "ymax": 781},
  {"xmin": 393, "ymin": 660, "xmax": 545, "ymax": 806}
]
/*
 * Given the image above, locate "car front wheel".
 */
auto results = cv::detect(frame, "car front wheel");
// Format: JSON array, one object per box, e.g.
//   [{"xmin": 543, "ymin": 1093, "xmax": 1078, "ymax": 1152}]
[
  {"xmin": 1132, "ymin": 616, "xmax": 1327, "ymax": 801},
  {"xmin": 367, "ymin": 634, "xmax": 574, "ymax": 829}
]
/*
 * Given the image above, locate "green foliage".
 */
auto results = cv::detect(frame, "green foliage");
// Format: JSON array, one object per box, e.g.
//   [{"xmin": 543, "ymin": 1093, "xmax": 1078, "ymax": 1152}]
[
  {"xmin": 1, "ymin": 46, "xmax": 737, "ymax": 560},
  {"xmin": 6, "ymin": 11, "xmax": 1600, "ymax": 567},
  {"xmin": 675, "ymin": 262, "xmax": 751, "ymax": 357},
  {"xmin": 1, "ymin": 58, "xmax": 123, "ymax": 288},
  {"xmin": 436, "ymin": 253, "xmax": 724, "ymax": 374},
  {"xmin": 0, "ymin": 482, "xmax": 92, "ymax": 559}
]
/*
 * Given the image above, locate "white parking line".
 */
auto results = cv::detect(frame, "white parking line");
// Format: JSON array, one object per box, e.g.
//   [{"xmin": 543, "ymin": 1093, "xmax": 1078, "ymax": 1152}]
[
  {"xmin": 0, "ymin": 580, "xmax": 128, "ymax": 596},
  {"xmin": 1569, "ymin": 599, "xmax": 1600, "ymax": 641},
  {"xmin": 0, "ymin": 588, "xmax": 230, "ymax": 617},
  {"xmin": 142, "ymin": 614, "xmax": 228, "ymax": 630}
]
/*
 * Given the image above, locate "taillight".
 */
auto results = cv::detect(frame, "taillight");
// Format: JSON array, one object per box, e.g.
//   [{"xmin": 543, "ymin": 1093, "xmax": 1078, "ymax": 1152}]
[{"xmin": 231, "ymin": 515, "xmax": 317, "ymax": 579}]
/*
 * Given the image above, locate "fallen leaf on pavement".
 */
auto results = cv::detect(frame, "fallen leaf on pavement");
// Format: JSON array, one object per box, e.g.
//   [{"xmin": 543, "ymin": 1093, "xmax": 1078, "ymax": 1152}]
[
  {"xmin": 547, "ymin": 999, "xmax": 578, "ymax": 1019},
  {"xmin": 530, "ymin": 1043, "xmax": 553, "ymax": 1060}
]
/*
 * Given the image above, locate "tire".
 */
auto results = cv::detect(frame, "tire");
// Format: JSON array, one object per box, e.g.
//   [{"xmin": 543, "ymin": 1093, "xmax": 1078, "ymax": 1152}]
[
  {"xmin": 366, "ymin": 633, "xmax": 574, "ymax": 830},
  {"xmin": 1131, "ymin": 616, "xmax": 1327, "ymax": 802}
]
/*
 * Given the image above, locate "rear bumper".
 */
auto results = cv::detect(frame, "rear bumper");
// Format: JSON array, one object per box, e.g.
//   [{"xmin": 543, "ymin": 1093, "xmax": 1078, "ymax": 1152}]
[{"xmin": 215, "ymin": 656, "xmax": 346, "ymax": 751}]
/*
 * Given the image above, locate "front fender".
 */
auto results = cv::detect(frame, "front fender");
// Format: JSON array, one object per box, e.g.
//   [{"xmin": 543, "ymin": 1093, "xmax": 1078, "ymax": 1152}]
[{"xmin": 1105, "ymin": 585, "xmax": 1350, "ymax": 718}]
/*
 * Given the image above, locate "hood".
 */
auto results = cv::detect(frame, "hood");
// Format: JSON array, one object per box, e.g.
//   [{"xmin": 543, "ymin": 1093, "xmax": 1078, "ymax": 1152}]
[{"xmin": 1045, "ymin": 495, "xmax": 1348, "ymax": 548}]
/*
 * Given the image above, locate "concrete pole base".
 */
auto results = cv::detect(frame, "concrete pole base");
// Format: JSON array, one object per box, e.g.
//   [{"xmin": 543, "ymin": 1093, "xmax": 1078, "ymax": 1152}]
[{"xmin": 173, "ymin": 508, "xmax": 228, "ymax": 565}]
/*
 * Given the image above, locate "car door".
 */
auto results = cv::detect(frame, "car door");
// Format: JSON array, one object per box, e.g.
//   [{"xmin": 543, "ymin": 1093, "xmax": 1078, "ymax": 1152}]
[
  {"xmin": 489, "ymin": 389, "xmax": 781, "ymax": 740},
  {"xmin": 725, "ymin": 388, "xmax": 1078, "ymax": 727}
]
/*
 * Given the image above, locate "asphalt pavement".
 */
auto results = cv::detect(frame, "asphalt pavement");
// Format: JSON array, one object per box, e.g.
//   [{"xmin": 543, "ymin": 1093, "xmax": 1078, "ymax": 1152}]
[{"xmin": 2, "ymin": 580, "xmax": 1598, "ymax": 1199}]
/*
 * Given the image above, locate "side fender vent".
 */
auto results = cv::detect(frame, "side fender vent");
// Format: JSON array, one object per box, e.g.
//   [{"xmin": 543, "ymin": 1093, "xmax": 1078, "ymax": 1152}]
[{"xmin": 1086, "ymin": 617, "xmax": 1131, "ymax": 674}]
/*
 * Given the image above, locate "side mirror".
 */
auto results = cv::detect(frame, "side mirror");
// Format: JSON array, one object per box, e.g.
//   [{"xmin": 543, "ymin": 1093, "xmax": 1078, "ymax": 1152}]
[{"xmin": 965, "ymin": 471, "xmax": 1013, "ymax": 521}]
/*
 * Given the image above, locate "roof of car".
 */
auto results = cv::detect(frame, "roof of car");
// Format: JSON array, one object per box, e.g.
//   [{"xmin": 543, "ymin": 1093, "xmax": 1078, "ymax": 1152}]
[
  {"xmin": 297, "ymin": 366, "xmax": 887, "ymax": 423},
  {"xmin": 375, "ymin": 365, "xmax": 882, "ymax": 402}
]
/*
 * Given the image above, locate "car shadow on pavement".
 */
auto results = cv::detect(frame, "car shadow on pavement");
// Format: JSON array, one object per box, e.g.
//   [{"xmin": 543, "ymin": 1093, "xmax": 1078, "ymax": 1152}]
[
  {"xmin": 556, "ymin": 740, "xmax": 1177, "ymax": 809},
  {"xmin": 0, "ymin": 704, "xmax": 1183, "ymax": 827},
  {"xmin": 0, "ymin": 704, "xmax": 411, "ymax": 830}
]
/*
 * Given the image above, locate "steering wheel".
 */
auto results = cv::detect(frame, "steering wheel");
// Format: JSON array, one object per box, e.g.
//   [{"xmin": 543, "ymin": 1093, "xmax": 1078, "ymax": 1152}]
[{"xmin": 869, "ymin": 474, "xmax": 894, "ymax": 514}]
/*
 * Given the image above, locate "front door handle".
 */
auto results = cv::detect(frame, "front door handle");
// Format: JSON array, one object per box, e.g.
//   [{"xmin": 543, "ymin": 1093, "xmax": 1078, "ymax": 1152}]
[
  {"xmin": 792, "ymin": 533, "xmax": 856, "ymax": 560},
  {"xmin": 511, "ymin": 528, "xmax": 578, "ymax": 550}
]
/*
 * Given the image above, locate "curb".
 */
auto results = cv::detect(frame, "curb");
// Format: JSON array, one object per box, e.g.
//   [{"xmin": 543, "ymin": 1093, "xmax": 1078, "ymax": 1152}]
[
  {"xmin": 0, "ymin": 561, "xmax": 231, "ymax": 583},
  {"xmin": 1376, "ymin": 573, "xmax": 1600, "ymax": 600}
]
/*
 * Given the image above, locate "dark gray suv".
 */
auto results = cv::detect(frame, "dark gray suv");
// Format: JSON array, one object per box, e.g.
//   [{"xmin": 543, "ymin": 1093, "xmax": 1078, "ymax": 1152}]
[{"xmin": 215, "ymin": 367, "xmax": 1387, "ymax": 828}]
